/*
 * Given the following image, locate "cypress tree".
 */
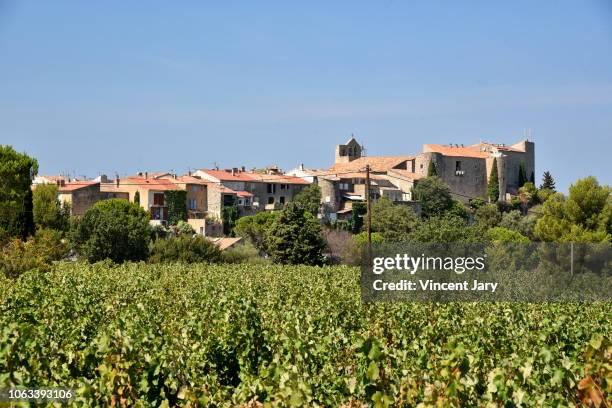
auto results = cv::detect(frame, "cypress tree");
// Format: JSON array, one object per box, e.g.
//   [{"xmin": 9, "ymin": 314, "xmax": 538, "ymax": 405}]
[
  {"xmin": 540, "ymin": 171, "xmax": 556, "ymax": 191},
  {"xmin": 134, "ymin": 190, "xmax": 140, "ymax": 206},
  {"xmin": 488, "ymin": 158, "xmax": 500, "ymax": 202},
  {"xmin": 427, "ymin": 161, "xmax": 437, "ymax": 177},
  {"xmin": 518, "ymin": 163, "xmax": 527, "ymax": 187}
]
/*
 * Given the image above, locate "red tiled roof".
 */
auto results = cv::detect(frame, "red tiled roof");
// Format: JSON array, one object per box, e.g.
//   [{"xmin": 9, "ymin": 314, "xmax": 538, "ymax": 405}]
[
  {"xmin": 198, "ymin": 169, "xmax": 309, "ymax": 184},
  {"xmin": 329, "ymin": 156, "xmax": 413, "ymax": 173},
  {"xmin": 159, "ymin": 175, "xmax": 209, "ymax": 185},
  {"xmin": 58, "ymin": 181, "xmax": 99, "ymax": 192},
  {"xmin": 423, "ymin": 144, "xmax": 490, "ymax": 158},
  {"xmin": 236, "ymin": 190, "xmax": 253, "ymax": 198},
  {"xmin": 198, "ymin": 169, "xmax": 255, "ymax": 182},
  {"xmin": 121, "ymin": 177, "xmax": 179, "ymax": 191},
  {"xmin": 245, "ymin": 173, "xmax": 310, "ymax": 184}
]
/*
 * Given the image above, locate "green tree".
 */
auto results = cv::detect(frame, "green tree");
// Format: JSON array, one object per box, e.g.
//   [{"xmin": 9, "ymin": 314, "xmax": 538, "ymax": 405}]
[
  {"xmin": 409, "ymin": 215, "xmax": 486, "ymax": 243},
  {"xmin": 133, "ymin": 190, "xmax": 140, "ymax": 205},
  {"xmin": 265, "ymin": 203, "xmax": 326, "ymax": 265},
  {"xmin": 348, "ymin": 201, "xmax": 366, "ymax": 234},
  {"xmin": 33, "ymin": 183, "xmax": 69, "ymax": 231},
  {"xmin": 534, "ymin": 176, "xmax": 611, "ymax": 242},
  {"xmin": 292, "ymin": 184, "xmax": 321, "ymax": 216},
  {"xmin": 474, "ymin": 203, "xmax": 502, "ymax": 229},
  {"xmin": 518, "ymin": 182, "xmax": 538, "ymax": 208},
  {"xmin": 70, "ymin": 199, "xmax": 151, "ymax": 263},
  {"xmin": 234, "ymin": 211, "xmax": 278, "ymax": 252},
  {"xmin": 487, "ymin": 158, "xmax": 500, "ymax": 203},
  {"xmin": 518, "ymin": 163, "xmax": 527, "ymax": 187},
  {"xmin": 499, "ymin": 210, "xmax": 538, "ymax": 240},
  {"xmin": 487, "ymin": 226, "xmax": 530, "ymax": 243},
  {"xmin": 369, "ymin": 197, "xmax": 418, "ymax": 242},
  {"xmin": 165, "ymin": 190, "xmax": 187, "ymax": 225},
  {"xmin": 427, "ymin": 161, "xmax": 437, "ymax": 177},
  {"xmin": 149, "ymin": 235, "xmax": 221, "ymax": 263},
  {"xmin": 540, "ymin": 171, "xmax": 556, "ymax": 191},
  {"xmin": 412, "ymin": 176, "xmax": 454, "ymax": 218},
  {"xmin": 0, "ymin": 145, "xmax": 38, "ymax": 239}
]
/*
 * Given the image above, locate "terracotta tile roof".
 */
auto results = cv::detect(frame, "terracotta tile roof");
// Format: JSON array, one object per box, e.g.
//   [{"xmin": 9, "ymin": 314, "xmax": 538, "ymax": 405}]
[
  {"xmin": 245, "ymin": 173, "xmax": 310, "ymax": 184},
  {"xmin": 159, "ymin": 175, "xmax": 209, "ymax": 185},
  {"xmin": 198, "ymin": 169, "xmax": 255, "ymax": 182},
  {"xmin": 207, "ymin": 237, "xmax": 243, "ymax": 251},
  {"xmin": 198, "ymin": 169, "xmax": 309, "ymax": 184},
  {"xmin": 121, "ymin": 177, "xmax": 180, "ymax": 191},
  {"xmin": 58, "ymin": 181, "xmax": 99, "ymax": 192},
  {"xmin": 423, "ymin": 144, "xmax": 490, "ymax": 158},
  {"xmin": 329, "ymin": 156, "xmax": 413, "ymax": 173},
  {"xmin": 335, "ymin": 171, "xmax": 387, "ymax": 180},
  {"xmin": 100, "ymin": 183, "xmax": 130, "ymax": 193}
]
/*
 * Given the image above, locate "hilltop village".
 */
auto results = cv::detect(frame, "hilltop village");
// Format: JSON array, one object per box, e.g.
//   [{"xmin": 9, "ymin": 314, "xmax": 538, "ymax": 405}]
[{"xmin": 33, "ymin": 137, "xmax": 535, "ymax": 237}]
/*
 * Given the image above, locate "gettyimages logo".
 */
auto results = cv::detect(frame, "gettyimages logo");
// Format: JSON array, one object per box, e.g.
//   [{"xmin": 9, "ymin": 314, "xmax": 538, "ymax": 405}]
[{"xmin": 372, "ymin": 253, "xmax": 486, "ymax": 275}]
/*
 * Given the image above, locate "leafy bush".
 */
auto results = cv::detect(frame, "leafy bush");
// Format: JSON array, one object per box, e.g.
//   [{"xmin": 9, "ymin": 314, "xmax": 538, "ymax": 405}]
[
  {"xmin": 70, "ymin": 199, "xmax": 151, "ymax": 263},
  {"xmin": 222, "ymin": 241, "xmax": 267, "ymax": 264},
  {"xmin": 0, "ymin": 228, "xmax": 68, "ymax": 278},
  {"xmin": 176, "ymin": 220, "xmax": 195, "ymax": 236},
  {"xmin": 487, "ymin": 226, "xmax": 530, "ymax": 243},
  {"xmin": 149, "ymin": 235, "xmax": 222, "ymax": 263}
]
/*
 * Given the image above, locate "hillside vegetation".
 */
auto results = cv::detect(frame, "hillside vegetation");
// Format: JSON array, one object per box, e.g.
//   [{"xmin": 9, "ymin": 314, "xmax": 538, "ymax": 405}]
[{"xmin": 1, "ymin": 263, "xmax": 609, "ymax": 407}]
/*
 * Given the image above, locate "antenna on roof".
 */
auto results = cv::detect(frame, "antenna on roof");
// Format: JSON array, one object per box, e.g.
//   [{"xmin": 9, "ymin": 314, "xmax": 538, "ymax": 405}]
[{"xmin": 213, "ymin": 162, "xmax": 219, "ymax": 170}]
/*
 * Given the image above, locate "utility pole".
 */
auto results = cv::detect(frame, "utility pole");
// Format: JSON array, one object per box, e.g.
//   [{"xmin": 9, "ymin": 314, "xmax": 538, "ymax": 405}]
[{"xmin": 365, "ymin": 165, "xmax": 372, "ymax": 247}]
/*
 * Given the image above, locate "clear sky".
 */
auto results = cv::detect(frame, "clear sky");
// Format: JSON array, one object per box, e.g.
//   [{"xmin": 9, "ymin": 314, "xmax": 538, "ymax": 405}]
[{"xmin": 1, "ymin": 1, "xmax": 611, "ymax": 192}]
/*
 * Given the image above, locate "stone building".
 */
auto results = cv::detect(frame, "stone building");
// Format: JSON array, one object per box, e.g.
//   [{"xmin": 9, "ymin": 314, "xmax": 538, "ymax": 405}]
[{"xmin": 58, "ymin": 181, "xmax": 103, "ymax": 216}]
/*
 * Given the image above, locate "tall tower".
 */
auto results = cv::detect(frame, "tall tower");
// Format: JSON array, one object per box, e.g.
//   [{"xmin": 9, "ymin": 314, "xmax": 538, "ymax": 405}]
[{"xmin": 335, "ymin": 136, "xmax": 363, "ymax": 164}]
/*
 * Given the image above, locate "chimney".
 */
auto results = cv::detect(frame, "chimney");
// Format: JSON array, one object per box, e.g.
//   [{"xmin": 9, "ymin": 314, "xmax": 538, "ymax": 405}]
[
  {"xmin": 116, "ymin": 178, "xmax": 119, "ymax": 188},
  {"xmin": 145, "ymin": 172, "xmax": 148, "ymax": 179},
  {"xmin": 188, "ymin": 170, "xmax": 192, "ymax": 176},
  {"xmin": 231, "ymin": 168, "xmax": 235, "ymax": 176},
  {"xmin": 299, "ymin": 163, "xmax": 304, "ymax": 171},
  {"xmin": 241, "ymin": 166, "xmax": 245, "ymax": 172}
]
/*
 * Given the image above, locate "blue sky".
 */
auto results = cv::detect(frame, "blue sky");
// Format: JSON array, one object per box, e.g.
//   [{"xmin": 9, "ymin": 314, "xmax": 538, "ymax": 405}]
[{"xmin": 1, "ymin": 1, "xmax": 611, "ymax": 192}]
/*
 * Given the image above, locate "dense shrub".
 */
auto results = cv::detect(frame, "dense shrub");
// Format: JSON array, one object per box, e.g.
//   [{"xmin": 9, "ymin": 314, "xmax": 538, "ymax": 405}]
[
  {"xmin": 222, "ymin": 241, "xmax": 267, "ymax": 264},
  {"xmin": 70, "ymin": 199, "xmax": 151, "ymax": 263},
  {"xmin": 149, "ymin": 235, "xmax": 222, "ymax": 263},
  {"xmin": 411, "ymin": 176, "xmax": 454, "ymax": 218},
  {"xmin": 0, "ymin": 228, "xmax": 68, "ymax": 278}
]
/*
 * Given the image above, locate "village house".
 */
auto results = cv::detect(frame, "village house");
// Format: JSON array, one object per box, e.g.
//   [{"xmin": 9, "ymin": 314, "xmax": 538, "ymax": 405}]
[
  {"xmin": 57, "ymin": 180, "xmax": 102, "ymax": 216},
  {"xmin": 194, "ymin": 168, "xmax": 309, "ymax": 216}
]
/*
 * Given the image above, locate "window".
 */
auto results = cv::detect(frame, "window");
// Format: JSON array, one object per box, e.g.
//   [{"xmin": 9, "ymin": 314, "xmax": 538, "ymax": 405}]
[
  {"xmin": 267, "ymin": 196, "xmax": 274, "ymax": 204},
  {"xmin": 420, "ymin": 163, "xmax": 423, "ymax": 169},
  {"xmin": 153, "ymin": 193, "xmax": 164, "ymax": 206},
  {"xmin": 238, "ymin": 198, "xmax": 244, "ymax": 206},
  {"xmin": 455, "ymin": 161, "xmax": 462, "ymax": 171},
  {"xmin": 279, "ymin": 196, "xmax": 285, "ymax": 204},
  {"xmin": 339, "ymin": 182, "xmax": 349, "ymax": 190},
  {"xmin": 280, "ymin": 183, "xmax": 288, "ymax": 190},
  {"xmin": 192, "ymin": 185, "xmax": 200, "ymax": 192},
  {"xmin": 189, "ymin": 198, "xmax": 197, "ymax": 210},
  {"xmin": 267, "ymin": 184, "xmax": 276, "ymax": 194}
]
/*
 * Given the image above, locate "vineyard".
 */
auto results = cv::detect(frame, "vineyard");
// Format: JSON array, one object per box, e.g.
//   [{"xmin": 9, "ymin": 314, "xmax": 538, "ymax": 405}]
[{"xmin": 0, "ymin": 263, "xmax": 610, "ymax": 407}]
